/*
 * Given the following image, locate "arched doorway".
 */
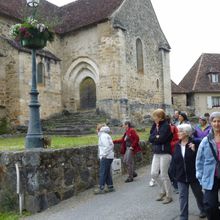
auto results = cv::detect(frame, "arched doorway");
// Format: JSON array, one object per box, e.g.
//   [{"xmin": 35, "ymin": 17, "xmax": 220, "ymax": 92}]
[{"xmin": 80, "ymin": 77, "xmax": 96, "ymax": 110}]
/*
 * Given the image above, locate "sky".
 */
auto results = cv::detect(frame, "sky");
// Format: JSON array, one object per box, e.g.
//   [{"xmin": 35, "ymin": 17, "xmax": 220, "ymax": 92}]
[{"xmin": 47, "ymin": 0, "xmax": 220, "ymax": 84}]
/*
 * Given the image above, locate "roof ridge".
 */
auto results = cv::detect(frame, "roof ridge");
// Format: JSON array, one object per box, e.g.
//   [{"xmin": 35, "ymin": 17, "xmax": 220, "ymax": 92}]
[{"xmin": 192, "ymin": 54, "xmax": 204, "ymax": 91}]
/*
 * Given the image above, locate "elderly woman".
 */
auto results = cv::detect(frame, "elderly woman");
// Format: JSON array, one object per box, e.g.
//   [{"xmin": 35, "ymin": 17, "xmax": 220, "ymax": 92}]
[
  {"xmin": 113, "ymin": 121, "xmax": 141, "ymax": 183},
  {"xmin": 172, "ymin": 124, "xmax": 205, "ymax": 220},
  {"xmin": 196, "ymin": 112, "xmax": 220, "ymax": 220},
  {"xmin": 193, "ymin": 116, "xmax": 211, "ymax": 145},
  {"xmin": 149, "ymin": 109, "xmax": 173, "ymax": 204}
]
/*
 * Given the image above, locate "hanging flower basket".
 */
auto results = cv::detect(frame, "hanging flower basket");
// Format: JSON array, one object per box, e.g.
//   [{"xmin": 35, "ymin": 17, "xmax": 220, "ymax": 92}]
[
  {"xmin": 10, "ymin": 17, "xmax": 54, "ymax": 50},
  {"xmin": 21, "ymin": 37, "xmax": 47, "ymax": 49}
]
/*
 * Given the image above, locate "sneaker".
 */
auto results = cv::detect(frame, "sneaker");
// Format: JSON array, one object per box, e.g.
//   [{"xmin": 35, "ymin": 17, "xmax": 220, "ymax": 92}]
[
  {"xmin": 149, "ymin": 178, "xmax": 156, "ymax": 187},
  {"xmin": 105, "ymin": 188, "xmax": 115, "ymax": 193},
  {"xmin": 173, "ymin": 188, "xmax": 179, "ymax": 194},
  {"xmin": 125, "ymin": 178, "xmax": 133, "ymax": 183},
  {"xmin": 199, "ymin": 212, "xmax": 206, "ymax": 218},
  {"xmin": 156, "ymin": 193, "xmax": 166, "ymax": 201},
  {"xmin": 93, "ymin": 188, "xmax": 105, "ymax": 195},
  {"xmin": 162, "ymin": 197, "xmax": 173, "ymax": 204},
  {"xmin": 133, "ymin": 173, "xmax": 138, "ymax": 178}
]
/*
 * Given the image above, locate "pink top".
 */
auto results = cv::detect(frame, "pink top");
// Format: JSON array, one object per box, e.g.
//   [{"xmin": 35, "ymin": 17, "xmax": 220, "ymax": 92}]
[{"xmin": 217, "ymin": 142, "xmax": 220, "ymax": 161}]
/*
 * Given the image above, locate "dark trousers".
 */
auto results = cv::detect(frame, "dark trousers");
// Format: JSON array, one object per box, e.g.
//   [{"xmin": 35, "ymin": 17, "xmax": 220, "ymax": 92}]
[
  {"xmin": 204, "ymin": 177, "xmax": 220, "ymax": 220},
  {"xmin": 178, "ymin": 181, "xmax": 205, "ymax": 220},
  {"xmin": 99, "ymin": 158, "xmax": 113, "ymax": 190}
]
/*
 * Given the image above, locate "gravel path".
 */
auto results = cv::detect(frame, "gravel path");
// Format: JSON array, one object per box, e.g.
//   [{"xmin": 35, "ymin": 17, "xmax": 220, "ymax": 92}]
[{"xmin": 22, "ymin": 166, "xmax": 206, "ymax": 220}]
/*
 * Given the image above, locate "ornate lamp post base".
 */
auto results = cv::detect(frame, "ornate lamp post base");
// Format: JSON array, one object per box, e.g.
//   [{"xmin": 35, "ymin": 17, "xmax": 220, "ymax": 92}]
[{"xmin": 25, "ymin": 49, "xmax": 43, "ymax": 149}]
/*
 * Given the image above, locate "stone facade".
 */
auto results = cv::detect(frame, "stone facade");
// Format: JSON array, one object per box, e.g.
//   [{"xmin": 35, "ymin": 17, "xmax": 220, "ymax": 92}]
[
  {"xmin": 0, "ymin": 0, "xmax": 172, "ymax": 126},
  {"xmin": 0, "ymin": 142, "xmax": 151, "ymax": 213}
]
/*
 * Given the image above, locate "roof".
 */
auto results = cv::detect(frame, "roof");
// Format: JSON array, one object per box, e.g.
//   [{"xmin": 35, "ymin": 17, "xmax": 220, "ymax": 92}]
[
  {"xmin": 0, "ymin": 0, "xmax": 124, "ymax": 34},
  {"xmin": 171, "ymin": 80, "xmax": 187, "ymax": 94},
  {"xmin": 179, "ymin": 53, "xmax": 220, "ymax": 93}
]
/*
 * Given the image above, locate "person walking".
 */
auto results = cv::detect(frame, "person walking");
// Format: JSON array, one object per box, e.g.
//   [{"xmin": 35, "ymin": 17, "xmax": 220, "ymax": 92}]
[
  {"xmin": 172, "ymin": 124, "xmax": 206, "ymax": 220},
  {"xmin": 113, "ymin": 121, "xmax": 141, "ymax": 183},
  {"xmin": 193, "ymin": 116, "xmax": 211, "ymax": 145},
  {"xmin": 196, "ymin": 112, "xmax": 220, "ymax": 220},
  {"xmin": 94, "ymin": 123, "xmax": 115, "ymax": 194},
  {"xmin": 149, "ymin": 109, "xmax": 173, "ymax": 204}
]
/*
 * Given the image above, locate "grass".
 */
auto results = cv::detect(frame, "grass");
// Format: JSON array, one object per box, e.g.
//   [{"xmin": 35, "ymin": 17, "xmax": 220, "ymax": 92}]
[
  {"xmin": 0, "ymin": 128, "xmax": 150, "ymax": 151},
  {"xmin": 0, "ymin": 212, "xmax": 30, "ymax": 220}
]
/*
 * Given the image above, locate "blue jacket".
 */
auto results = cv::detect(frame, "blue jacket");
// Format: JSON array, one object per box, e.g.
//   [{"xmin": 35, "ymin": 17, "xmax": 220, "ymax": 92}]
[{"xmin": 196, "ymin": 130, "xmax": 217, "ymax": 190}]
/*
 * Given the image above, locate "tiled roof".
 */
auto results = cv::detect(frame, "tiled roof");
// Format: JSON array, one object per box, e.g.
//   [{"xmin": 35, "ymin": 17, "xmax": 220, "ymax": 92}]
[
  {"xmin": 0, "ymin": 0, "xmax": 123, "ymax": 34},
  {"xmin": 56, "ymin": 0, "xmax": 124, "ymax": 34},
  {"xmin": 179, "ymin": 53, "xmax": 220, "ymax": 93},
  {"xmin": 171, "ymin": 80, "xmax": 186, "ymax": 94}
]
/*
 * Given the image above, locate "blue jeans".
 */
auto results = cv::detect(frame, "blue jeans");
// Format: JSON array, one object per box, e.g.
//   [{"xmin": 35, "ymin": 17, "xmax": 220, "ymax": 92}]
[
  {"xmin": 99, "ymin": 158, "xmax": 113, "ymax": 190},
  {"xmin": 204, "ymin": 177, "xmax": 220, "ymax": 220}
]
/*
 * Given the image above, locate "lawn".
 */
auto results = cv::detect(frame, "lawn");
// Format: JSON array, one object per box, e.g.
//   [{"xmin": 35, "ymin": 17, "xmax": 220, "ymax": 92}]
[{"xmin": 0, "ymin": 129, "xmax": 149, "ymax": 151}]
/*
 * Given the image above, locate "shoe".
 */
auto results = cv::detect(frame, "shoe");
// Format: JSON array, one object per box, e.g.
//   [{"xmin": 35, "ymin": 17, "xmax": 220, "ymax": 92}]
[
  {"xmin": 133, "ymin": 173, "xmax": 138, "ymax": 178},
  {"xmin": 162, "ymin": 197, "xmax": 173, "ymax": 204},
  {"xmin": 173, "ymin": 188, "xmax": 179, "ymax": 194},
  {"xmin": 156, "ymin": 193, "xmax": 166, "ymax": 201},
  {"xmin": 105, "ymin": 188, "xmax": 115, "ymax": 193},
  {"xmin": 125, "ymin": 178, "xmax": 133, "ymax": 183},
  {"xmin": 93, "ymin": 188, "xmax": 105, "ymax": 195},
  {"xmin": 199, "ymin": 212, "xmax": 206, "ymax": 218},
  {"xmin": 149, "ymin": 178, "xmax": 156, "ymax": 187}
]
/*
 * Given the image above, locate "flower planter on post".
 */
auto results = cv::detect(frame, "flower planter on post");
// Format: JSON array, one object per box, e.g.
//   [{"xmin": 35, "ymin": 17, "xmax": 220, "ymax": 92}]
[
  {"xmin": 21, "ymin": 37, "xmax": 47, "ymax": 49},
  {"xmin": 10, "ymin": 6, "xmax": 54, "ymax": 148}
]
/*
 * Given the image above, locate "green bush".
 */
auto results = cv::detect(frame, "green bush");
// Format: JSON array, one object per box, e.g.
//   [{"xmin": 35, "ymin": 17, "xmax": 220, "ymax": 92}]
[{"xmin": 0, "ymin": 118, "xmax": 10, "ymax": 135}]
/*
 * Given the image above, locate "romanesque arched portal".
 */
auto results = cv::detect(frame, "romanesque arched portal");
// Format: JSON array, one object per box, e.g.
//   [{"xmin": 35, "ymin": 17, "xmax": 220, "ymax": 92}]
[{"xmin": 80, "ymin": 77, "xmax": 96, "ymax": 109}]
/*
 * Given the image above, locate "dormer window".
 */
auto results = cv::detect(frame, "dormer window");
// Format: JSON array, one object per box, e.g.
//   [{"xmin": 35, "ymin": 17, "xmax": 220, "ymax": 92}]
[{"xmin": 211, "ymin": 73, "xmax": 219, "ymax": 83}]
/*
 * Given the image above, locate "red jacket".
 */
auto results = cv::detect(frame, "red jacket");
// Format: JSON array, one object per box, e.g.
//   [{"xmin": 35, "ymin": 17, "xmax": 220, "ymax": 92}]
[
  {"xmin": 113, "ymin": 128, "xmax": 141, "ymax": 155},
  {"xmin": 170, "ymin": 124, "xmax": 179, "ymax": 154}
]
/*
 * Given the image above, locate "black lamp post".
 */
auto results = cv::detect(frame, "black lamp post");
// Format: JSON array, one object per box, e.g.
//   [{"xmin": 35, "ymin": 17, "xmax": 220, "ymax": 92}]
[{"xmin": 25, "ymin": 0, "xmax": 43, "ymax": 149}]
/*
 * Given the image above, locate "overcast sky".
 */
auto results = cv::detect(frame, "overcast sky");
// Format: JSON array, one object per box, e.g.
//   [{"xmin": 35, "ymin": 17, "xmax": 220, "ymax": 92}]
[{"xmin": 47, "ymin": 0, "xmax": 220, "ymax": 84}]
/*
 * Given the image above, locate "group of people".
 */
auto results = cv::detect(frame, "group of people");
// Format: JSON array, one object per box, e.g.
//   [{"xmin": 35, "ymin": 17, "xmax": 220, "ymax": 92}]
[
  {"xmin": 94, "ymin": 109, "xmax": 220, "ymax": 220},
  {"xmin": 149, "ymin": 109, "xmax": 220, "ymax": 220}
]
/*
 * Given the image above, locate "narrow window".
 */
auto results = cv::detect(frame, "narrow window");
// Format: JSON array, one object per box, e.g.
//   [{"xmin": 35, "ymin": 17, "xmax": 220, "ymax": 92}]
[
  {"xmin": 211, "ymin": 73, "xmax": 219, "ymax": 83},
  {"xmin": 156, "ymin": 79, "xmax": 159, "ymax": 89},
  {"xmin": 212, "ymin": 96, "xmax": 220, "ymax": 107},
  {"xmin": 136, "ymin": 38, "xmax": 144, "ymax": 73},
  {"xmin": 37, "ymin": 62, "xmax": 45, "ymax": 85}
]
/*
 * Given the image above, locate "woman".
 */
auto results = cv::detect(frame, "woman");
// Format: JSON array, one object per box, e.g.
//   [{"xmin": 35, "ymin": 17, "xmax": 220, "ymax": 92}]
[
  {"xmin": 172, "ymin": 124, "xmax": 205, "ymax": 220},
  {"xmin": 149, "ymin": 109, "xmax": 173, "ymax": 204},
  {"xmin": 178, "ymin": 112, "xmax": 190, "ymax": 125},
  {"xmin": 196, "ymin": 112, "xmax": 220, "ymax": 220},
  {"xmin": 113, "ymin": 121, "xmax": 141, "ymax": 183},
  {"xmin": 193, "ymin": 116, "xmax": 211, "ymax": 145},
  {"xmin": 94, "ymin": 123, "xmax": 115, "ymax": 194}
]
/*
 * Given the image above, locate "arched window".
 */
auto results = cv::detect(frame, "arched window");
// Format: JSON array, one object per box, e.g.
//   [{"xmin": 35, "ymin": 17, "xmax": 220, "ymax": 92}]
[
  {"xmin": 136, "ymin": 38, "xmax": 144, "ymax": 73},
  {"xmin": 37, "ymin": 62, "xmax": 45, "ymax": 85},
  {"xmin": 156, "ymin": 79, "xmax": 160, "ymax": 89}
]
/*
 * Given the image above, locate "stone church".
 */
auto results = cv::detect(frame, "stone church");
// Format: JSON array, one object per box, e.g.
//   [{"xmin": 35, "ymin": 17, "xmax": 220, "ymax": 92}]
[{"xmin": 0, "ymin": 0, "xmax": 171, "ymax": 126}]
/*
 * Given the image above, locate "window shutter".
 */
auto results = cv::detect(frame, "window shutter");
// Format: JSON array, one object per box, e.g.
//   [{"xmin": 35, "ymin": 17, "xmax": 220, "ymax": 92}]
[{"xmin": 207, "ymin": 96, "xmax": 212, "ymax": 109}]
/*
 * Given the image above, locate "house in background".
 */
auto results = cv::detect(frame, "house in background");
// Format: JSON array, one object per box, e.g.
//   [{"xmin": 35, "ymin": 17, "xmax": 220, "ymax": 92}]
[
  {"xmin": 174, "ymin": 53, "xmax": 220, "ymax": 115},
  {"xmin": 171, "ymin": 80, "xmax": 187, "ymax": 112}
]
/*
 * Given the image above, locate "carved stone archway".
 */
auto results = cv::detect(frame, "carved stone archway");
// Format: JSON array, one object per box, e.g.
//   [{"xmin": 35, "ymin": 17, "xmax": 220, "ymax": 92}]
[{"xmin": 63, "ymin": 57, "xmax": 99, "ymax": 111}]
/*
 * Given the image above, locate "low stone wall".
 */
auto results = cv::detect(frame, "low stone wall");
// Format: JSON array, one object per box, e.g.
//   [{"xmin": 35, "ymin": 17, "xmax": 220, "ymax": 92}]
[{"xmin": 0, "ymin": 141, "xmax": 152, "ymax": 213}]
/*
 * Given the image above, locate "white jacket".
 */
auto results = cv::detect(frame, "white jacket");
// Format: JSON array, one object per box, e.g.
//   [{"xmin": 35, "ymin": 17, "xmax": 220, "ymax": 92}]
[{"xmin": 98, "ymin": 126, "xmax": 114, "ymax": 159}]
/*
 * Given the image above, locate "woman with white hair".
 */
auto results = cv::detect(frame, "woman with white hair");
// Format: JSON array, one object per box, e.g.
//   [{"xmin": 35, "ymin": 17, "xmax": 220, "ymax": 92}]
[
  {"xmin": 196, "ymin": 112, "xmax": 220, "ymax": 220},
  {"xmin": 172, "ymin": 124, "xmax": 205, "ymax": 220}
]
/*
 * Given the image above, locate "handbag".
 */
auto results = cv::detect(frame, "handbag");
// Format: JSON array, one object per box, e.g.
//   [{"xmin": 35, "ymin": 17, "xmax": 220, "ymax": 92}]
[{"xmin": 208, "ymin": 139, "xmax": 220, "ymax": 179}]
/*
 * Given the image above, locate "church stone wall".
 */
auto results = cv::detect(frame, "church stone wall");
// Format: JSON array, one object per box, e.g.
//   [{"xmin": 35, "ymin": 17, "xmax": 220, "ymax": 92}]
[{"xmin": 111, "ymin": 0, "xmax": 172, "ymax": 121}]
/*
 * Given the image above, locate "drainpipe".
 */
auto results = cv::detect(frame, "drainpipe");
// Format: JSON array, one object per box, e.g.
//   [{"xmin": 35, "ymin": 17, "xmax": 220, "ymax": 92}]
[{"xmin": 15, "ymin": 163, "xmax": 23, "ymax": 215}]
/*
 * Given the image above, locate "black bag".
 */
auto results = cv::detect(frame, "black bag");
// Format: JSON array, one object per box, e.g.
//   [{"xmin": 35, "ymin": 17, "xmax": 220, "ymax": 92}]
[{"xmin": 208, "ymin": 140, "xmax": 220, "ymax": 179}]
